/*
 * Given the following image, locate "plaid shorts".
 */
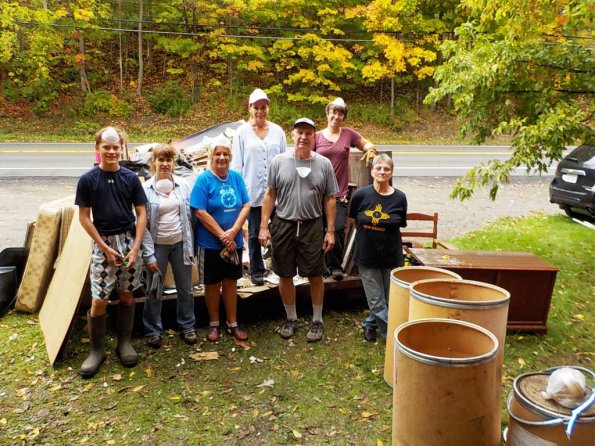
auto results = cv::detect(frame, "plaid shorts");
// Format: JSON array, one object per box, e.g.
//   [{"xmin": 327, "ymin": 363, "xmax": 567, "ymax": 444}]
[{"xmin": 90, "ymin": 230, "xmax": 143, "ymax": 300}]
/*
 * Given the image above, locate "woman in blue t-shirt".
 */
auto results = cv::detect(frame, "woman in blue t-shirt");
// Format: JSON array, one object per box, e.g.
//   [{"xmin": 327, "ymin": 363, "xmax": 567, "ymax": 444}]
[
  {"xmin": 190, "ymin": 136, "xmax": 251, "ymax": 342},
  {"xmin": 348, "ymin": 153, "xmax": 408, "ymax": 342}
]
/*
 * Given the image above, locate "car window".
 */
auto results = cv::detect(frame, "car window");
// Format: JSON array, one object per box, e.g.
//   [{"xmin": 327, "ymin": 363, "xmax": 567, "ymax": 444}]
[{"xmin": 567, "ymin": 145, "xmax": 595, "ymax": 166}]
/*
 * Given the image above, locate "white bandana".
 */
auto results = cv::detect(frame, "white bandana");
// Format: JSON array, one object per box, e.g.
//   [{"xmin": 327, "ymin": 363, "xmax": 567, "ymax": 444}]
[
  {"xmin": 330, "ymin": 97, "xmax": 346, "ymax": 108},
  {"xmin": 101, "ymin": 127, "xmax": 120, "ymax": 144}
]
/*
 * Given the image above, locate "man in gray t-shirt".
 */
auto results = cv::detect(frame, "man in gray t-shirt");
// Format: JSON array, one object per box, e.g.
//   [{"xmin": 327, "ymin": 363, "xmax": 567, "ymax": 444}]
[{"xmin": 259, "ymin": 118, "xmax": 338, "ymax": 343}]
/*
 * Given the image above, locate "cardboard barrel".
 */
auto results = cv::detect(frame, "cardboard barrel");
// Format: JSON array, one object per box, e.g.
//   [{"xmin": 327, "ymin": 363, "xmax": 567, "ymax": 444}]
[
  {"xmin": 393, "ymin": 318, "xmax": 501, "ymax": 446},
  {"xmin": 506, "ymin": 366, "xmax": 595, "ymax": 446},
  {"xmin": 384, "ymin": 267, "xmax": 462, "ymax": 387},
  {"xmin": 408, "ymin": 278, "xmax": 510, "ymax": 369},
  {"xmin": 163, "ymin": 259, "xmax": 199, "ymax": 290}
]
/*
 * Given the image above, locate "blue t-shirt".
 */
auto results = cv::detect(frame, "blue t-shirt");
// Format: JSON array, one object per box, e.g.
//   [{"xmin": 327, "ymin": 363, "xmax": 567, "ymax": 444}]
[
  {"xmin": 75, "ymin": 166, "xmax": 147, "ymax": 236},
  {"xmin": 190, "ymin": 169, "xmax": 250, "ymax": 249}
]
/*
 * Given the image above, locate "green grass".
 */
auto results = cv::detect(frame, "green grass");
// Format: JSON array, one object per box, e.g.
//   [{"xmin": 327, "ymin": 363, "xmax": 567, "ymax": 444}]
[{"xmin": 0, "ymin": 214, "xmax": 593, "ymax": 445}]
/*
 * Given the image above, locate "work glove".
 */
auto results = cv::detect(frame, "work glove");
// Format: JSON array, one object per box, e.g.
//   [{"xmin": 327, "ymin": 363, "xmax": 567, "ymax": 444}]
[
  {"xmin": 220, "ymin": 247, "xmax": 240, "ymax": 265},
  {"xmin": 360, "ymin": 147, "xmax": 377, "ymax": 167}
]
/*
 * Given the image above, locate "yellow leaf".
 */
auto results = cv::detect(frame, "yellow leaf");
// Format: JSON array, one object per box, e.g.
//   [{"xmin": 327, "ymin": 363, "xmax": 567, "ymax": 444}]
[
  {"xmin": 0, "ymin": 418, "xmax": 6, "ymax": 425},
  {"xmin": 27, "ymin": 428, "xmax": 40, "ymax": 440},
  {"xmin": 362, "ymin": 411, "xmax": 377, "ymax": 418},
  {"xmin": 377, "ymin": 441, "xmax": 384, "ymax": 446},
  {"xmin": 573, "ymin": 314, "xmax": 585, "ymax": 321},
  {"xmin": 518, "ymin": 358, "xmax": 526, "ymax": 366},
  {"xmin": 170, "ymin": 396, "xmax": 181, "ymax": 400},
  {"xmin": 292, "ymin": 429, "xmax": 302, "ymax": 439},
  {"xmin": 291, "ymin": 370, "xmax": 300, "ymax": 377},
  {"xmin": 112, "ymin": 374, "xmax": 122, "ymax": 381},
  {"xmin": 189, "ymin": 352, "xmax": 219, "ymax": 361},
  {"xmin": 145, "ymin": 368, "xmax": 152, "ymax": 377},
  {"xmin": 132, "ymin": 385, "xmax": 145, "ymax": 393}
]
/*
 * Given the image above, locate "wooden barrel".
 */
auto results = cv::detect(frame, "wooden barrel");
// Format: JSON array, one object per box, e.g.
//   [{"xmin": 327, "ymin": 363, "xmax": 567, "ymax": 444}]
[
  {"xmin": 384, "ymin": 267, "xmax": 462, "ymax": 387},
  {"xmin": 393, "ymin": 318, "xmax": 501, "ymax": 446}
]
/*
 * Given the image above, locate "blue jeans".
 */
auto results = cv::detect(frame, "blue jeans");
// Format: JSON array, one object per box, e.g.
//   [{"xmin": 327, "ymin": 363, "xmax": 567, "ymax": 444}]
[
  {"xmin": 248, "ymin": 207, "xmax": 265, "ymax": 277},
  {"xmin": 143, "ymin": 241, "xmax": 195, "ymax": 336},
  {"xmin": 359, "ymin": 264, "xmax": 391, "ymax": 338}
]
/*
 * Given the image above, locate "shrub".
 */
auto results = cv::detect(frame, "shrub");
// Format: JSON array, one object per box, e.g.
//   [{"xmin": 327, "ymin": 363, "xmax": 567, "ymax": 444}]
[
  {"xmin": 147, "ymin": 81, "xmax": 191, "ymax": 117},
  {"xmin": 72, "ymin": 119, "xmax": 98, "ymax": 136},
  {"xmin": 3, "ymin": 78, "xmax": 58, "ymax": 114},
  {"xmin": 82, "ymin": 90, "xmax": 133, "ymax": 118}
]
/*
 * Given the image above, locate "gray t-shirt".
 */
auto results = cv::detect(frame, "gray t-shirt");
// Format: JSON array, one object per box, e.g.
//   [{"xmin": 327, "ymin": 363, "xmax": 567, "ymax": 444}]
[{"xmin": 267, "ymin": 151, "xmax": 338, "ymax": 220}]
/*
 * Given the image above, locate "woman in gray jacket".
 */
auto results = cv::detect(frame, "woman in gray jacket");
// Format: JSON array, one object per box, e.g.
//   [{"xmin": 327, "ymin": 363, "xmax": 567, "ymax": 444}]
[{"xmin": 143, "ymin": 143, "xmax": 196, "ymax": 348}]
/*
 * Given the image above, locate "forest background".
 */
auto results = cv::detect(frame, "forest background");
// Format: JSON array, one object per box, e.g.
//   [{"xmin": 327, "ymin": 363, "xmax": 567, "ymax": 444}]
[{"xmin": 1, "ymin": 0, "xmax": 593, "ymax": 196}]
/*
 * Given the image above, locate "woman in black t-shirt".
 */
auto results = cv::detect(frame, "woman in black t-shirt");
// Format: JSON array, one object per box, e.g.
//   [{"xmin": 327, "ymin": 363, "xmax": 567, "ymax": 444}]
[{"xmin": 348, "ymin": 153, "xmax": 407, "ymax": 342}]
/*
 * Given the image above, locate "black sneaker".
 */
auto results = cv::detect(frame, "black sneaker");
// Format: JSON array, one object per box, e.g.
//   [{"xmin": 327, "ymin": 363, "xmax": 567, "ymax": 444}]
[
  {"xmin": 331, "ymin": 269, "xmax": 344, "ymax": 281},
  {"xmin": 363, "ymin": 327, "xmax": 377, "ymax": 342},
  {"xmin": 147, "ymin": 335, "xmax": 162, "ymax": 349},
  {"xmin": 251, "ymin": 273, "xmax": 264, "ymax": 286},
  {"xmin": 278, "ymin": 319, "xmax": 298, "ymax": 339},
  {"xmin": 181, "ymin": 331, "xmax": 198, "ymax": 345},
  {"xmin": 306, "ymin": 320, "xmax": 324, "ymax": 343}
]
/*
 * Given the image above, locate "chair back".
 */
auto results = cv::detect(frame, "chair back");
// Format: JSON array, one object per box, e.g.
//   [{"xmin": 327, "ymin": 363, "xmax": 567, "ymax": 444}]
[{"xmin": 402, "ymin": 212, "xmax": 438, "ymax": 249}]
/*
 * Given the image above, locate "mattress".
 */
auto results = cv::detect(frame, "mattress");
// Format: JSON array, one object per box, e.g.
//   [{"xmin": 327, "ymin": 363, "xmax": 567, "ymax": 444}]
[{"xmin": 15, "ymin": 195, "xmax": 76, "ymax": 313}]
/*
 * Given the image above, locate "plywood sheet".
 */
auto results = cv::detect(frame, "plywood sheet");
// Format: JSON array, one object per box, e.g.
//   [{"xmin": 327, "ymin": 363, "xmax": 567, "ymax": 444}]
[
  {"xmin": 39, "ymin": 208, "xmax": 91, "ymax": 366},
  {"xmin": 15, "ymin": 195, "xmax": 75, "ymax": 313}
]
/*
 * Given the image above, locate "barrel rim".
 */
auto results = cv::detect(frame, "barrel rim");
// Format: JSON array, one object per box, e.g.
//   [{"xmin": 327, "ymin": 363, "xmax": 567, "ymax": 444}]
[
  {"xmin": 395, "ymin": 318, "xmax": 499, "ymax": 367},
  {"xmin": 409, "ymin": 278, "xmax": 511, "ymax": 310},
  {"xmin": 512, "ymin": 366, "xmax": 595, "ymax": 421},
  {"xmin": 506, "ymin": 392, "xmax": 568, "ymax": 427},
  {"xmin": 390, "ymin": 266, "xmax": 462, "ymax": 289}
]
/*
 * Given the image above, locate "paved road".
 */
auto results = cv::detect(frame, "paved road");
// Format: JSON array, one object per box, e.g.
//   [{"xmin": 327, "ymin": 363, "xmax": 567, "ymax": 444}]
[{"xmin": 0, "ymin": 143, "xmax": 559, "ymax": 177}]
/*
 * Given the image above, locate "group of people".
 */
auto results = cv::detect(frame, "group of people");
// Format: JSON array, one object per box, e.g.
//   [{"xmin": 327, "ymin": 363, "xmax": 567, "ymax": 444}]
[{"xmin": 75, "ymin": 89, "xmax": 408, "ymax": 379}]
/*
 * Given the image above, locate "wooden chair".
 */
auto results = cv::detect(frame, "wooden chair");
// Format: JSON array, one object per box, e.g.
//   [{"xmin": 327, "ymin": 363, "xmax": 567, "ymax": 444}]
[{"xmin": 402, "ymin": 212, "xmax": 439, "ymax": 249}]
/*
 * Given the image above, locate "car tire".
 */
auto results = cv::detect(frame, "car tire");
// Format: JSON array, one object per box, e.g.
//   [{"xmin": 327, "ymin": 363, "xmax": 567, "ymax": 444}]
[{"xmin": 563, "ymin": 206, "xmax": 595, "ymax": 224}]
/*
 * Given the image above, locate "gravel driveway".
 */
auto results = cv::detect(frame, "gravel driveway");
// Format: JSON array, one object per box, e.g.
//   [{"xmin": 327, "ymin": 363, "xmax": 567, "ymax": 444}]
[{"xmin": 0, "ymin": 175, "xmax": 561, "ymax": 249}]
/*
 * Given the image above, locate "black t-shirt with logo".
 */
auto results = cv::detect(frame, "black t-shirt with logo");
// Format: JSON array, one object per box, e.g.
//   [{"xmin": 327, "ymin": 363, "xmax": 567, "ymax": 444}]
[
  {"xmin": 75, "ymin": 166, "xmax": 147, "ymax": 236},
  {"xmin": 348, "ymin": 184, "xmax": 407, "ymax": 269}
]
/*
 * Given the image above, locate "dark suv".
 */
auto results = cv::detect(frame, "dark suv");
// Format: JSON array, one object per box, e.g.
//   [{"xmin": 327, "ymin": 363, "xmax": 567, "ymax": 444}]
[{"xmin": 549, "ymin": 144, "xmax": 595, "ymax": 222}]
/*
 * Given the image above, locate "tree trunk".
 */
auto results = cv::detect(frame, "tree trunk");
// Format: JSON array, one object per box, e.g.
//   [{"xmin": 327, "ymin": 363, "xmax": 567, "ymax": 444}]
[
  {"xmin": 136, "ymin": 0, "xmax": 144, "ymax": 97},
  {"xmin": 79, "ymin": 34, "xmax": 91, "ymax": 93},
  {"xmin": 146, "ymin": 0, "xmax": 153, "ymax": 67},
  {"xmin": 192, "ymin": 62, "xmax": 200, "ymax": 103},
  {"xmin": 390, "ymin": 76, "xmax": 395, "ymax": 117},
  {"xmin": 416, "ymin": 81, "xmax": 421, "ymax": 108},
  {"xmin": 118, "ymin": 0, "xmax": 123, "ymax": 89}
]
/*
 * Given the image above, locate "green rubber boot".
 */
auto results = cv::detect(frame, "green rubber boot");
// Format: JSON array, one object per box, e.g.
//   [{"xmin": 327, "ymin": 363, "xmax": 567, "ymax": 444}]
[
  {"xmin": 79, "ymin": 312, "xmax": 107, "ymax": 379},
  {"xmin": 116, "ymin": 303, "xmax": 138, "ymax": 367}
]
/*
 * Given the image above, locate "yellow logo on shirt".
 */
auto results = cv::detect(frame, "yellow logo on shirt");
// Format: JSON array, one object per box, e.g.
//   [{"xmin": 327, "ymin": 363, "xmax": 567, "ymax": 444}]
[{"xmin": 364, "ymin": 203, "xmax": 389, "ymax": 225}]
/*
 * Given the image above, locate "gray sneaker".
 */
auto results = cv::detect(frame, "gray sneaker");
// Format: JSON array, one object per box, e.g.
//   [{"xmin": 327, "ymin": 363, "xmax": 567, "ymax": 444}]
[
  {"xmin": 306, "ymin": 320, "xmax": 324, "ymax": 343},
  {"xmin": 279, "ymin": 319, "xmax": 298, "ymax": 339}
]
